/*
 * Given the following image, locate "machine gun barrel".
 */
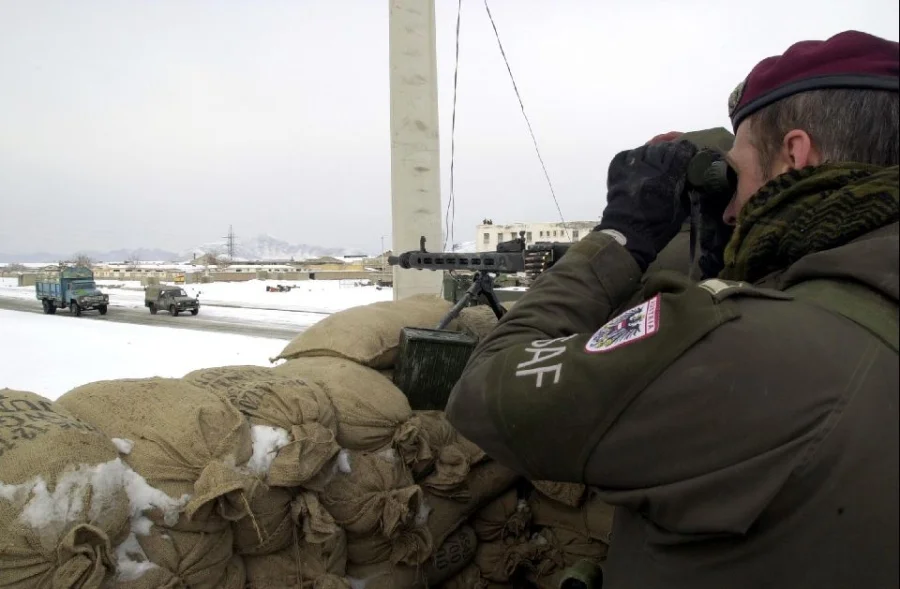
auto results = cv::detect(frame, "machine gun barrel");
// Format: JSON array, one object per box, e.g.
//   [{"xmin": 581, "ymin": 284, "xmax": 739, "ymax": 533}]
[{"xmin": 388, "ymin": 250, "xmax": 525, "ymax": 273}]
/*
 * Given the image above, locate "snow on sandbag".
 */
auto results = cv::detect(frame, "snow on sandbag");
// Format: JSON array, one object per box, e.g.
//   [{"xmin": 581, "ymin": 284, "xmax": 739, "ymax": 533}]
[
  {"xmin": 184, "ymin": 367, "xmax": 341, "ymax": 488},
  {"xmin": 525, "ymin": 527, "xmax": 609, "ymax": 589},
  {"xmin": 320, "ymin": 449, "xmax": 423, "ymax": 538},
  {"xmin": 531, "ymin": 480, "xmax": 587, "ymax": 508},
  {"xmin": 528, "ymin": 487, "xmax": 616, "ymax": 544},
  {"xmin": 244, "ymin": 528, "xmax": 349, "ymax": 589},
  {"xmin": 0, "ymin": 389, "xmax": 133, "ymax": 589},
  {"xmin": 425, "ymin": 460, "xmax": 521, "ymax": 549},
  {"xmin": 472, "ymin": 488, "xmax": 532, "ymax": 544},
  {"xmin": 57, "ymin": 378, "xmax": 257, "ymax": 525},
  {"xmin": 395, "ymin": 411, "xmax": 486, "ymax": 498},
  {"xmin": 274, "ymin": 358, "xmax": 411, "ymax": 452},
  {"xmin": 272, "ymin": 294, "xmax": 454, "ymax": 368}
]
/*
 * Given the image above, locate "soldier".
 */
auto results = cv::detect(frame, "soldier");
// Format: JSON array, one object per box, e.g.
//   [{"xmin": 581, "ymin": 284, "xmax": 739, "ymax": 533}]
[{"xmin": 446, "ymin": 29, "xmax": 898, "ymax": 589}]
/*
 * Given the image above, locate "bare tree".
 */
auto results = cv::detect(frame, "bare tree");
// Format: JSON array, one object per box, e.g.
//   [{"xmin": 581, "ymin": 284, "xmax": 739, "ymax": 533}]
[
  {"xmin": 126, "ymin": 251, "xmax": 142, "ymax": 270},
  {"xmin": 6, "ymin": 263, "xmax": 26, "ymax": 272},
  {"xmin": 73, "ymin": 254, "xmax": 94, "ymax": 268},
  {"xmin": 198, "ymin": 249, "xmax": 229, "ymax": 268}
]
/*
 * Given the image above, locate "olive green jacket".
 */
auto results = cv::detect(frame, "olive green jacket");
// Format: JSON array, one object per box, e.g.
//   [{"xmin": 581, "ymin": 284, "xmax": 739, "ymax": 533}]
[{"xmin": 446, "ymin": 220, "xmax": 899, "ymax": 589}]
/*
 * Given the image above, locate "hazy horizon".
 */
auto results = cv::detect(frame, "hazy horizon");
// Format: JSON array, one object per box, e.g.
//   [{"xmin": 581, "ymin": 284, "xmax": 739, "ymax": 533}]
[{"xmin": 2, "ymin": 1, "xmax": 897, "ymax": 255}]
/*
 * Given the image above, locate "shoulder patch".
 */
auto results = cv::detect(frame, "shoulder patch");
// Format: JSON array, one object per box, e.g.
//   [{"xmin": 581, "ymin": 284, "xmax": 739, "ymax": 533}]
[{"xmin": 585, "ymin": 294, "xmax": 661, "ymax": 353}]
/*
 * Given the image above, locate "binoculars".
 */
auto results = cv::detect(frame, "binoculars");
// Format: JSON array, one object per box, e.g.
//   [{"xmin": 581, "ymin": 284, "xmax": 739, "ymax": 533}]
[{"xmin": 686, "ymin": 148, "xmax": 737, "ymax": 199}]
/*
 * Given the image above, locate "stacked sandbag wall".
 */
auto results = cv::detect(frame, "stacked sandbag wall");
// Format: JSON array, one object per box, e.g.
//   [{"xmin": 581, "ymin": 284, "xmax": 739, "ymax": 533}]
[{"xmin": 0, "ymin": 294, "xmax": 615, "ymax": 589}]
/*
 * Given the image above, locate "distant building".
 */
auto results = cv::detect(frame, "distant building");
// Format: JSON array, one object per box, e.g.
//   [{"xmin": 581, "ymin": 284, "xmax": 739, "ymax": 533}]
[{"xmin": 475, "ymin": 220, "xmax": 598, "ymax": 252}]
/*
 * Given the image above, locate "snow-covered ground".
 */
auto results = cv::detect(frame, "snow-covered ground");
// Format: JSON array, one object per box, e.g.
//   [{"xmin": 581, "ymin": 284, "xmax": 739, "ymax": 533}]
[
  {"xmin": 0, "ymin": 309, "xmax": 287, "ymax": 400},
  {"xmin": 0, "ymin": 277, "xmax": 392, "ymax": 314}
]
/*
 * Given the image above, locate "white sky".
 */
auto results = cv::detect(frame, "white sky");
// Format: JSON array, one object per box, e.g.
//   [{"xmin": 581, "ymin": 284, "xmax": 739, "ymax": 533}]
[{"xmin": 1, "ymin": 0, "xmax": 897, "ymax": 255}]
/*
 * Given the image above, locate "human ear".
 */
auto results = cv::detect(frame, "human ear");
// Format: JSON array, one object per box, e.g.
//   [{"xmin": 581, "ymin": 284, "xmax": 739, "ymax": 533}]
[{"xmin": 782, "ymin": 129, "xmax": 820, "ymax": 170}]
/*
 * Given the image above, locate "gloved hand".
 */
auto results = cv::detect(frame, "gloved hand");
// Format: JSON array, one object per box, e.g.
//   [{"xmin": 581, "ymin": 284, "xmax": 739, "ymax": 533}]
[{"xmin": 595, "ymin": 140, "xmax": 698, "ymax": 271}]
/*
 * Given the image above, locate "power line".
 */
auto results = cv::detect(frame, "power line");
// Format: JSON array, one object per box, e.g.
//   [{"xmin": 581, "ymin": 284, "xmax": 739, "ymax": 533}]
[
  {"xmin": 443, "ymin": 0, "xmax": 464, "ymax": 251},
  {"xmin": 222, "ymin": 225, "xmax": 238, "ymax": 260},
  {"xmin": 483, "ymin": 0, "xmax": 570, "ymax": 240}
]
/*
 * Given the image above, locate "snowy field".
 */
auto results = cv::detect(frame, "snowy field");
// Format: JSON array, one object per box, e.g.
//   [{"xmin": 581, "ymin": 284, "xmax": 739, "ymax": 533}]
[
  {"xmin": 0, "ymin": 277, "xmax": 394, "ymax": 399},
  {"xmin": 0, "ymin": 309, "xmax": 286, "ymax": 400}
]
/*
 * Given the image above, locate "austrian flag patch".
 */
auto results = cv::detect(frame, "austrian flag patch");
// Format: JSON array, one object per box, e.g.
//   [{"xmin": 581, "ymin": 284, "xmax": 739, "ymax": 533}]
[{"xmin": 585, "ymin": 294, "xmax": 661, "ymax": 353}]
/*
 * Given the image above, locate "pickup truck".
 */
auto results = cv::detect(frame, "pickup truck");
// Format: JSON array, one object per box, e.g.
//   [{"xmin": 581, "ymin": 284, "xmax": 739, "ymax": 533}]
[
  {"xmin": 35, "ymin": 266, "xmax": 109, "ymax": 316},
  {"xmin": 144, "ymin": 284, "xmax": 200, "ymax": 316}
]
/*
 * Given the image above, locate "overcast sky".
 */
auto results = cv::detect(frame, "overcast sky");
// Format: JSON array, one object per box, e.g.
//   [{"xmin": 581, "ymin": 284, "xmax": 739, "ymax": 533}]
[{"xmin": 1, "ymin": 1, "xmax": 897, "ymax": 256}]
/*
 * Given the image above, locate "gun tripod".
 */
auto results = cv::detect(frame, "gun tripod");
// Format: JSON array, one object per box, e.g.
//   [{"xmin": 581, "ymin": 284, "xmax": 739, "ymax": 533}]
[{"xmin": 436, "ymin": 271, "xmax": 506, "ymax": 330}]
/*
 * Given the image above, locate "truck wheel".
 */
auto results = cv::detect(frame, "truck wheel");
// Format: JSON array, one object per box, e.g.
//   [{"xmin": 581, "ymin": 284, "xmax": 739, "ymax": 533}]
[
  {"xmin": 149, "ymin": 303, "xmax": 158, "ymax": 315},
  {"xmin": 48, "ymin": 302, "xmax": 57, "ymax": 315},
  {"xmin": 70, "ymin": 301, "xmax": 81, "ymax": 317},
  {"xmin": 98, "ymin": 304, "xmax": 108, "ymax": 315},
  {"xmin": 190, "ymin": 308, "xmax": 199, "ymax": 316},
  {"xmin": 169, "ymin": 305, "xmax": 179, "ymax": 317},
  {"xmin": 42, "ymin": 300, "xmax": 51, "ymax": 314}
]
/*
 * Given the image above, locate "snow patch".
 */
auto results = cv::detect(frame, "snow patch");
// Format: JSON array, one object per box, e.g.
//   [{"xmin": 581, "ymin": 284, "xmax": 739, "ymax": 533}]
[
  {"xmin": 246, "ymin": 425, "xmax": 291, "ymax": 476},
  {"xmin": 112, "ymin": 438, "xmax": 134, "ymax": 455},
  {"xmin": 336, "ymin": 449, "xmax": 352, "ymax": 474},
  {"xmin": 114, "ymin": 531, "xmax": 158, "ymax": 581}
]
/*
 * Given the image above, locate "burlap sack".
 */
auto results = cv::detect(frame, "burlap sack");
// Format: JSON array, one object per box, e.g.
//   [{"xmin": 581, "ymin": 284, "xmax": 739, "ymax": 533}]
[
  {"xmin": 425, "ymin": 460, "xmax": 521, "ymax": 548},
  {"xmin": 293, "ymin": 490, "xmax": 340, "ymax": 545},
  {"xmin": 531, "ymin": 480, "xmax": 586, "ymax": 508},
  {"xmin": 528, "ymin": 488, "xmax": 615, "ymax": 544},
  {"xmin": 118, "ymin": 521, "xmax": 245, "ymax": 589},
  {"xmin": 395, "ymin": 411, "xmax": 486, "ymax": 498},
  {"xmin": 472, "ymin": 488, "xmax": 532, "ymax": 543},
  {"xmin": 0, "ymin": 389, "xmax": 131, "ymax": 589},
  {"xmin": 186, "ymin": 366, "xmax": 340, "ymax": 488},
  {"xmin": 346, "ymin": 560, "xmax": 424, "ymax": 589},
  {"xmin": 273, "ymin": 358, "xmax": 411, "ymax": 452},
  {"xmin": 424, "ymin": 524, "xmax": 477, "ymax": 586},
  {"xmin": 57, "ymin": 378, "xmax": 256, "ymax": 524},
  {"xmin": 456, "ymin": 305, "xmax": 498, "ymax": 340},
  {"xmin": 244, "ymin": 529, "xmax": 349, "ymax": 589},
  {"xmin": 181, "ymin": 365, "xmax": 273, "ymax": 390},
  {"xmin": 472, "ymin": 537, "xmax": 548, "ymax": 585},
  {"xmin": 438, "ymin": 563, "xmax": 491, "ymax": 589},
  {"xmin": 233, "ymin": 483, "xmax": 294, "ymax": 556},
  {"xmin": 272, "ymin": 294, "xmax": 454, "ymax": 368},
  {"xmin": 320, "ymin": 450, "xmax": 423, "ymax": 537},
  {"xmin": 526, "ymin": 527, "xmax": 608, "ymax": 589},
  {"xmin": 346, "ymin": 523, "xmax": 433, "ymax": 567}
]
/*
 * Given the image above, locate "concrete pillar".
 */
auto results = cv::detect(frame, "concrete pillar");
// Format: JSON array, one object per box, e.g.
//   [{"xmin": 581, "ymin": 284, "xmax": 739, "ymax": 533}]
[{"xmin": 389, "ymin": 0, "xmax": 444, "ymax": 300}]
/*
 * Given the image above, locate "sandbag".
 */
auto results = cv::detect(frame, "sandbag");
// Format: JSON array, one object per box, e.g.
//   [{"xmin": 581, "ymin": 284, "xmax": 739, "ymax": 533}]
[
  {"xmin": 274, "ymin": 358, "xmax": 411, "ymax": 452},
  {"xmin": 526, "ymin": 527, "xmax": 608, "ymax": 589},
  {"xmin": 320, "ymin": 450, "xmax": 423, "ymax": 537},
  {"xmin": 472, "ymin": 488, "xmax": 532, "ymax": 543},
  {"xmin": 186, "ymin": 367, "xmax": 340, "ymax": 488},
  {"xmin": 272, "ymin": 294, "xmax": 454, "ymax": 368},
  {"xmin": 345, "ymin": 560, "xmax": 424, "ymax": 589},
  {"xmin": 456, "ymin": 305, "xmax": 498, "ymax": 340},
  {"xmin": 528, "ymin": 488, "xmax": 615, "ymax": 544},
  {"xmin": 438, "ymin": 564, "xmax": 492, "ymax": 589},
  {"xmin": 425, "ymin": 524, "xmax": 478, "ymax": 586},
  {"xmin": 233, "ymin": 483, "xmax": 294, "ymax": 556},
  {"xmin": 396, "ymin": 411, "xmax": 486, "ymax": 498},
  {"xmin": 346, "ymin": 524, "xmax": 433, "ymax": 567},
  {"xmin": 531, "ymin": 480, "xmax": 586, "ymax": 508},
  {"xmin": 472, "ymin": 537, "xmax": 547, "ymax": 585},
  {"xmin": 118, "ymin": 520, "xmax": 245, "ymax": 589},
  {"xmin": 244, "ymin": 529, "xmax": 349, "ymax": 589},
  {"xmin": 0, "ymin": 389, "xmax": 132, "ymax": 589},
  {"xmin": 56, "ymin": 378, "xmax": 256, "ymax": 525},
  {"xmin": 425, "ymin": 460, "xmax": 521, "ymax": 548}
]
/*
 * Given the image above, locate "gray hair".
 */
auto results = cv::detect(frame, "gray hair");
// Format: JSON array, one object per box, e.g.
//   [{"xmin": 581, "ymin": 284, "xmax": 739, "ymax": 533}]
[{"xmin": 749, "ymin": 89, "xmax": 899, "ymax": 178}]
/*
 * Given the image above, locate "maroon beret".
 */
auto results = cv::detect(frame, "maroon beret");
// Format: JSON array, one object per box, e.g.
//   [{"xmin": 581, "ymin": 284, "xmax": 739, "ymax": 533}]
[{"xmin": 729, "ymin": 30, "xmax": 899, "ymax": 130}]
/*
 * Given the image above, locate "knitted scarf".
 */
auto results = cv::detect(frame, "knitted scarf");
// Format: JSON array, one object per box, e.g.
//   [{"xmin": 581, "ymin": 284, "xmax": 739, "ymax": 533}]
[{"xmin": 719, "ymin": 163, "xmax": 899, "ymax": 283}]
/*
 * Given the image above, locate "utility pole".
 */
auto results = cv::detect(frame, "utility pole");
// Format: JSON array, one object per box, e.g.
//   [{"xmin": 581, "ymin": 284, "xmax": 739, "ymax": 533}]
[
  {"xmin": 389, "ymin": 0, "xmax": 443, "ymax": 300},
  {"xmin": 222, "ymin": 225, "xmax": 238, "ymax": 260},
  {"xmin": 380, "ymin": 234, "xmax": 389, "ymax": 280}
]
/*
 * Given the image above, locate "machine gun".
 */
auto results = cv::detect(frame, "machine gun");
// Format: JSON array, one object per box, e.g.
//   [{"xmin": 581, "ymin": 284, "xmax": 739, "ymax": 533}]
[{"xmin": 388, "ymin": 233, "xmax": 572, "ymax": 326}]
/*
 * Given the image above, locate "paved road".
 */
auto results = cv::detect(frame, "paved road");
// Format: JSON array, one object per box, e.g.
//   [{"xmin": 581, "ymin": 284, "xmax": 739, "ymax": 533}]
[{"xmin": 0, "ymin": 297, "xmax": 299, "ymax": 340}]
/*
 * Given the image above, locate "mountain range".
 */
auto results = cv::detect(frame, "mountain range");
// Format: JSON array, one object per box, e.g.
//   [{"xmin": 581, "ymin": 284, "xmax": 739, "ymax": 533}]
[{"xmin": 0, "ymin": 234, "xmax": 361, "ymax": 264}]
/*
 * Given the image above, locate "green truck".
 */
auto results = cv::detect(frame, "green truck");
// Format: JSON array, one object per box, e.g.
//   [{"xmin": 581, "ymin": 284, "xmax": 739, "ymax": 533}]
[
  {"xmin": 35, "ymin": 266, "xmax": 109, "ymax": 316},
  {"xmin": 144, "ymin": 284, "xmax": 200, "ymax": 316}
]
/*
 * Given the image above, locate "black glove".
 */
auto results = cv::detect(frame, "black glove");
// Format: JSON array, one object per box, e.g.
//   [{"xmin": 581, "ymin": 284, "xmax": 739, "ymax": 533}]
[{"xmin": 596, "ymin": 141, "xmax": 698, "ymax": 271}]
